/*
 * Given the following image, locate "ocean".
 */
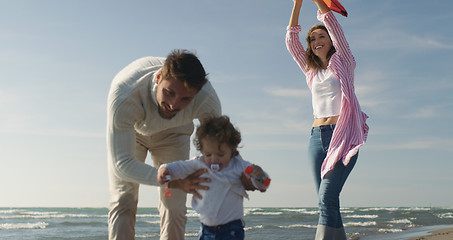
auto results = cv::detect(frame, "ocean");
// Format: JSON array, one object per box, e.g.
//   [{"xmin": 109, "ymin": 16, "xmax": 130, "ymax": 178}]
[{"xmin": 1, "ymin": 207, "xmax": 452, "ymax": 240}]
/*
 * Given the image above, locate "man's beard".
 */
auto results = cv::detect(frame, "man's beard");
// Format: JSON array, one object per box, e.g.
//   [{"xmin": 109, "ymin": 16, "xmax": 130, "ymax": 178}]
[{"xmin": 157, "ymin": 104, "xmax": 176, "ymax": 119}]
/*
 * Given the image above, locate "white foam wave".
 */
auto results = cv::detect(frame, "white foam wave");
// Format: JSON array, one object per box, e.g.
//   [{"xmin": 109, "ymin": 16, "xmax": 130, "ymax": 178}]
[
  {"xmin": 250, "ymin": 211, "xmax": 283, "ymax": 216},
  {"xmin": 185, "ymin": 232, "xmax": 198, "ymax": 237},
  {"xmin": 281, "ymin": 208, "xmax": 318, "ymax": 215},
  {"xmin": 344, "ymin": 221, "xmax": 377, "ymax": 227},
  {"xmin": 340, "ymin": 208, "xmax": 354, "ymax": 214},
  {"xmin": 0, "ymin": 213, "xmax": 107, "ymax": 220},
  {"xmin": 243, "ymin": 208, "xmax": 263, "ymax": 216},
  {"xmin": 378, "ymin": 228, "xmax": 403, "ymax": 233},
  {"xmin": 144, "ymin": 220, "xmax": 160, "ymax": 225},
  {"xmin": 244, "ymin": 225, "xmax": 263, "ymax": 231},
  {"xmin": 186, "ymin": 210, "xmax": 200, "ymax": 218},
  {"xmin": 279, "ymin": 224, "xmax": 316, "ymax": 229},
  {"xmin": 136, "ymin": 214, "xmax": 159, "ymax": 218},
  {"xmin": 23, "ymin": 210, "xmax": 60, "ymax": 215},
  {"xmin": 345, "ymin": 214, "xmax": 379, "ymax": 219},
  {"xmin": 437, "ymin": 212, "xmax": 453, "ymax": 219},
  {"xmin": 401, "ymin": 207, "xmax": 431, "ymax": 211},
  {"xmin": 0, "ymin": 222, "xmax": 48, "ymax": 230},
  {"xmin": 0, "ymin": 209, "xmax": 25, "ymax": 214},
  {"xmin": 135, "ymin": 233, "xmax": 160, "ymax": 238},
  {"xmin": 387, "ymin": 218, "xmax": 412, "ymax": 224},
  {"xmin": 359, "ymin": 207, "xmax": 399, "ymax": 212},
  {"xmin": 340, "ymin": 210, "xmax": 355, "ymax": 213}
]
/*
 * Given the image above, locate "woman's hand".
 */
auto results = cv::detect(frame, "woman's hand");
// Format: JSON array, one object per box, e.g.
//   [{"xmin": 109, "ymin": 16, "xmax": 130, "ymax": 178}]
[
  {"xmin": 289, "ymin": 0, "xmax": 303, "ymax": 28},
  {"xmin": 312, "ymin": 0, "xmax": 330, "ymax": 13},
  {"xmin": 168, "ymin": 168, "xmax": 210, "ymax": 199}
]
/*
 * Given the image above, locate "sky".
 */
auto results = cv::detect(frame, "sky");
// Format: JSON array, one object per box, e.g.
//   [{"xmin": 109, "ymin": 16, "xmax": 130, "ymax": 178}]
[{"xmin": 1, "ymin": 0, "xmax": 452, "ymax": 208}]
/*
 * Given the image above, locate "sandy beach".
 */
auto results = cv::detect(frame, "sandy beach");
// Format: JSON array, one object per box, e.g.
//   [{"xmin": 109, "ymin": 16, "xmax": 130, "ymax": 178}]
[{"xmin": 407, "ymin": 227, "xmax": 453, "ymax": 240}]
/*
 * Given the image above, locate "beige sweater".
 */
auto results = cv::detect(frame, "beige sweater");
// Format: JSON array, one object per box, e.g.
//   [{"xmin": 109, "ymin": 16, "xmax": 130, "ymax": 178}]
[{"xmin": 107, "ymin": 56, "xmax": 221, "ymax": 185}]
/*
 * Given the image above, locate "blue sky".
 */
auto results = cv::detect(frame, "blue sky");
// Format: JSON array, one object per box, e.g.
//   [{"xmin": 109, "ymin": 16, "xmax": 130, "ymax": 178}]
[{"xmin": 1, "ymin": 0, "xmax": 452, "ymax": 208}]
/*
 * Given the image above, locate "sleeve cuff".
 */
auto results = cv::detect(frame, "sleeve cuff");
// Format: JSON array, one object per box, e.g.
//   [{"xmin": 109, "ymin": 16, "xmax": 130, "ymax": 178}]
[
  {"xmin": 286, "ymin": 25, "xmax": 302, "ymax": 33},
  {"xmin": 317, "ymin": 9, "xmax": 334, "ymax": 22}
]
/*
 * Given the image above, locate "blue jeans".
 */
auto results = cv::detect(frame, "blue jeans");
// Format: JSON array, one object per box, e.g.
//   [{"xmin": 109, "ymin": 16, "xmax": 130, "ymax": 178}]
[
  {"xmin": 308, "ymin": 124, "xmax": 358, "ymax": 228},
  {"xmin": 198, "ymin": 219, "xmax": 244, "ymax": 240}
]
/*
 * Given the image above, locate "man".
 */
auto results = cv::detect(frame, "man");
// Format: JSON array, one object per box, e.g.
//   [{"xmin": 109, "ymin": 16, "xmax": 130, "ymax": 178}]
[{"xmin": 107, "ymin": 49, "xmax": 221, "ymax": 240}]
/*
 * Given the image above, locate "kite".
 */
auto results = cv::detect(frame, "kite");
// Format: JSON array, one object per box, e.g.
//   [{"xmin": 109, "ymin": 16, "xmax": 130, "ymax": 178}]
[{"xmin": 318, "ymin": 0, "xmax": 348, "ymax": 17}]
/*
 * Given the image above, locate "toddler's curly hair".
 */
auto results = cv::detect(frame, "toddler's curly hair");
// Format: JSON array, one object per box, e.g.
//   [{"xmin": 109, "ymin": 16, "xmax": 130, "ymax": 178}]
[{"xmin": 194, "ymin": 116, "xmax": 241, "ymax": 156}]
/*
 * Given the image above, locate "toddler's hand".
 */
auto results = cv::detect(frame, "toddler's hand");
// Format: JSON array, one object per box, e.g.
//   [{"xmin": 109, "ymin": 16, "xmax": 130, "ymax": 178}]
[
  {"xmin": 251, "ymin": 164, "xmax": 270, "ymax": 192},
  {"xmin": 157, "ymin": 166, "xmax": 171, "ymax": 185},
  {"xmin": 251, "ymin": 164, "xmax": 265, "ymax": 178}
]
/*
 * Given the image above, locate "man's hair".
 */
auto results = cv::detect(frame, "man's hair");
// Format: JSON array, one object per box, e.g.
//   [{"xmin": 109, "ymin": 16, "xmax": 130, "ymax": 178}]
[
  {"xmin": 161, "ymin": 49, "xmax": 208, "ymax": 91},
  {"xmin": 194, "ymin": 116, "xmax": 241, "ymax": 157}
]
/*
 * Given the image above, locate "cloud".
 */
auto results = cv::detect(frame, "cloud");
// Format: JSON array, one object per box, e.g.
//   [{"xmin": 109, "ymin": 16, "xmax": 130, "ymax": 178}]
[
  {"xmin": 399, "ymin": 107, "xmax": 437, "ymax": 119},
  {"xmin": 409, "ymin": 36, "xmax": 453, "ymax": 50},
  {"xmin": 263, "ymin": 87, "xmax": 310, "ymax": 99},
  {"xmin": 366, "ymin": 138, "xmax": 453, "ymax": 151},
  {"xmin": 0, "ymin": 124, "xmax": 104, "ymax": 138},
  {"xmin": 399, "ymin": 101, "xmax": 453, "ymax": 120},
  {"xmin": 349, "ymin": 23, "xmax": 453, "ymax": 52}
]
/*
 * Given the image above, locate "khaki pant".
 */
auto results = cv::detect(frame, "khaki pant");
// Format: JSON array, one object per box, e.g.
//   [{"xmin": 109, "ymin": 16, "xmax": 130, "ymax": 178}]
[{"xmin": 108, "ymin": 123, "xmax": 194, "ymax": 240}]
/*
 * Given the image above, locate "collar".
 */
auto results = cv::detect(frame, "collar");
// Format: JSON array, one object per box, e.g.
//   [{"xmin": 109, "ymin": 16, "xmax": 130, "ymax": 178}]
[{"xmin": 150, "ymin": 68, "xmax": 161, "ymax": 105}]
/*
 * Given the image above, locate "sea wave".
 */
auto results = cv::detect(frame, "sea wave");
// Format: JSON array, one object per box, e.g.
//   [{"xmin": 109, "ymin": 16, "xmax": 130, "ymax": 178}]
[
  {"xmin": 401, "ymin": 207, "xmax": 431, "ymax": 211},
  {"xmin": 136, "ymin": 214, "xmax": 160, "ymax": 218},
  {"xmin": 0, "ymin": 213, "xmax": 107, "ymax": 220},
  {"xmin": 340, "ymin": 210, "xmax": 355, "ymax": 214},
  {"xmin": 243, "ymin": 208, "xmax": 263, "ymax": 216},
  {"xmin": 249, "ymin": 211, "xmax": 283, "ymax": 216},
  {"xmin": 437, "ymin": 212, "xmax": 453, "ymax": 219},
  {"xmin": 144, "ymin": 220, "xmax": 160, "ymax": 225},
  {"xmin": 135, "ymin": 233, "xmax": 160, "ymax": 238},
  {"xmin": 387, "ymin": 218, "xmax": 412, "ymax": 224},
  {"xmin": 344, "ymin": 221, "xmax": 377, "ymax": 227},
  {"xmin": 185, "ymin": 232, "xmax": 198, "ymax": 237},
  {"xmin": 0, "ymin": 209, "xmax": 25, "ymax": 214},
  {"xmin": 244, "ymin": 225, "xmax": 263, "ymax": 231},
  {"xmin": 0, "ymin": 222, "xmax": 48, "ymax": 230},
  {"xmin": 281, "ymin": 208, "xmax": 318, "ymax": 215},
  {"xmin": 186, "ymin": 209, "xmax": 200, "ymax": 218},
  {"xmin": 378, "ymin": 228, "xmax": 403, "ymax": 233},
  {"xmin": 359, "ymin": 207, "xmax": 399, "ymax": 212},
  {"xmin": 345, "ymin": 214, "xmax": 379, "ymax": 219},
  {"xmin": 279, "ymin": 224, "xmax": 316, "ymax": 229}
]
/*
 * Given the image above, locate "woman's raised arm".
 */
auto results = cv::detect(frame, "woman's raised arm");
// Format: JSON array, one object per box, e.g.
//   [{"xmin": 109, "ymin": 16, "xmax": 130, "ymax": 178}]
[{"xmin": 288, "ymin": 0, "xmax": 303, "ymax": 28}]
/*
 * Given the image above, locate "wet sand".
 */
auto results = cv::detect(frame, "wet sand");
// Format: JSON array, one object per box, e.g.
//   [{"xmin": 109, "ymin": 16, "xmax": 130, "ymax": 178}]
[
  {"xmin": 357, "ymin": 225, "xmax": 453, "ymax": 240},
  {"xmin": 407, "ymin": 227, "xmax": 453, "ymax": 240}
]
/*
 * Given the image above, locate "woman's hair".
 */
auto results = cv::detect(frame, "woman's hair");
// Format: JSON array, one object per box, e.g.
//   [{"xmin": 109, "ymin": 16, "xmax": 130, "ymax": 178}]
[
  {"xmin": 305, "ymin": 24, "xmax": 336, "ymax": 71},
  {"xmin": 194, "ymin": 116, "xmax": 241, "ymax": 157},
  {"xmin": 161, "ymin": 49, "xmax": 208, "ymax": 91}
]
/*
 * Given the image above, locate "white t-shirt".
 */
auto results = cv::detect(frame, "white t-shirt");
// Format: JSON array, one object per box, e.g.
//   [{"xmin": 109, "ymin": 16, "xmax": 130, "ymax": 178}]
[
  {"xmin": 311, "ymin": 69, "xmax": 341, "ymax": 118},
  {"xmin": 162, "ymin": 155, "xmax": 251, "ymax": 226}
]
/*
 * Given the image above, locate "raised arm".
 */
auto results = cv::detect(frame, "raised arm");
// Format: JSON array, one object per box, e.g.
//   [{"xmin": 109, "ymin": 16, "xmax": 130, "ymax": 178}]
[
  {"xmin": 288, "ymin": 0, "xmax": 303, "ymax": 28},
  {"xmin": 286, "ymin": 0, "xmax": 310, "ymax": 75},
  {"xmin": 317, "ymin": 7, "xmax": 356, "ymax": 66},
  {"xmin": 313, "ymin": 0, "xmax": 330, "ymax": 14}
]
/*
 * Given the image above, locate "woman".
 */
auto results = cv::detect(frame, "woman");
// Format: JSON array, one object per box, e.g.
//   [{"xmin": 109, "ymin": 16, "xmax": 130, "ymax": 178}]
[{"xmin": 286, "ymin": 0, "xmax": 369, "ymax": 239}]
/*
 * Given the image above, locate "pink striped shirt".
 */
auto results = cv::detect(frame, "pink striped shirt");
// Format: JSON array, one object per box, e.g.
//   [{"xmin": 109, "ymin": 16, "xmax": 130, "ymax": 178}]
[{"xmin": 286, "ymin": 11, "xmax": 369, "ymax": 178}]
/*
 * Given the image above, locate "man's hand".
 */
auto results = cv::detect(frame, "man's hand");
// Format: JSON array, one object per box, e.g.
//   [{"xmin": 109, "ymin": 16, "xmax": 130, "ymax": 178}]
[{"xmin": 168, "ymin": 168, "xmax": 210, "ymax": 199}]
